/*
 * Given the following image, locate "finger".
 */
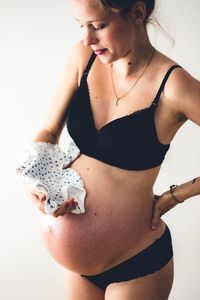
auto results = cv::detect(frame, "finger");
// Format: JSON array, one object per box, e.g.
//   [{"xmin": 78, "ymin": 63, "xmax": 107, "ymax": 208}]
[
  {"xmin": 53, "ymin": 198, "xmax": 77, "ymax": 217},
  {"xmin": 154, "ymin": 194, "xmax": 160, "ymax": 200},
  {"xmin": 54, "ymin": 199, "xmax": 75, "ymax": 217},
  {"xmin": 64, "ymin": 198, "xmax": 75, "ymax": 209},
  {"xmin": 151, "ymin": 193, "xmax": 179, "ymax": 230},
  {"xmin": 151, "ymin": 203, "xmax": 162, "ymax": 230},
  {"xmin": 38, "ymin": 192, "xmax": 46, "ymax": 201},
  {"xmin": 31, "ymin": 191, "xmax": 46, "ymax": 201},
  {"xmin": 162, "ymin": 200, "xmax": 177, "ymax": 215},
  {"xmin": 68, "ymin": 198, "xmax": 75, "ymax": 205},
  {"xmin": 37, "ymin": 201, "xmax": 46, "ymax": 214},
  {"xmin": 53, "ymin": 201, "xmax": 69, "ymax": 217},
  {"xmin": 65, "ymin": 200, "xmax": 78, "ymax": 212},
  {"xmin": 59, "ymin": 201, "xmax": 75, "ymax": 215}
]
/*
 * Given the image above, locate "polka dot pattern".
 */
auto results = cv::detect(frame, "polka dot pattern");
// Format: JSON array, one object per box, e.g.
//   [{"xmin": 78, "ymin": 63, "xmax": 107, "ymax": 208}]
[{"xmin": 16, "ymin": 140, "xmax": 86, "ymax": 215}]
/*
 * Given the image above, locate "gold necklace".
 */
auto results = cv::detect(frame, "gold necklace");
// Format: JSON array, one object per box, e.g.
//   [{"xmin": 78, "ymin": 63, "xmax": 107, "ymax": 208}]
[{"xmin": 111, "ymin": 47, "xmax": 155, "ymax": 106}]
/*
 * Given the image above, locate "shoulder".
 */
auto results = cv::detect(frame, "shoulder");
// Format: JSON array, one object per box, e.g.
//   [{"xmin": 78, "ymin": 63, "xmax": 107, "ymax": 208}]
[
  {"xmin": 72, "ymin": 40, "xmax": 94, "ymax": 85},
  {"xmin": 162, "ymin": 65, "xmax": 200, "ymax": 125}
]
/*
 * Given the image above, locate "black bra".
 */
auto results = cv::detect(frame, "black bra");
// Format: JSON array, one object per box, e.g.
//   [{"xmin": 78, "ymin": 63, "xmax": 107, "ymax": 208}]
[{"xmin": 66, "ymin": 52, "xmax": 182, "ymax": 171}]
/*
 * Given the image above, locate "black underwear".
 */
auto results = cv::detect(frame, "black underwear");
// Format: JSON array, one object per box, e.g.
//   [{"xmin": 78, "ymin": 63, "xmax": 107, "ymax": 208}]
[{"xmin": 81, "ymin": 225, "xmax": 173, "ymax": 290}]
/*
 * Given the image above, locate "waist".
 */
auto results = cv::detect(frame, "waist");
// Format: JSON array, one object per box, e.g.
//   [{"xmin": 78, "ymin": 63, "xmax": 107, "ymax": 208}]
[{"xmin": 70, "ymin": 154, "xmax": 160, "ymax": 190}]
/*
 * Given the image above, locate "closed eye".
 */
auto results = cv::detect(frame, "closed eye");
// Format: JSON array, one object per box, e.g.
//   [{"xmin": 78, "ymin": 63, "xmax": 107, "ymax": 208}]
[
  {"xmin": 80, "ymin": 23, "xmax": 107, "ymax": 31},
  {"xmin": 93, "ymin": 24, "xmax": 107, "ymax": 31}
]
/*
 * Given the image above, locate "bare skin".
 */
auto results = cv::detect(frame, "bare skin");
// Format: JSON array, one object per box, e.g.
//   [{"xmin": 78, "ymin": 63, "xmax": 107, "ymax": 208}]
[{"xmin": 27, "ymin": 0, "xmax": 200, "ymax": 299}]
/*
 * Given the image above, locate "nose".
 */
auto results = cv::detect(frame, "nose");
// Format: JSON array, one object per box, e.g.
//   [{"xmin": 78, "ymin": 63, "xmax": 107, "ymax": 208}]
[{"xmin": 83, "ymin": 28, "xmax": 98, "ymax": 46}]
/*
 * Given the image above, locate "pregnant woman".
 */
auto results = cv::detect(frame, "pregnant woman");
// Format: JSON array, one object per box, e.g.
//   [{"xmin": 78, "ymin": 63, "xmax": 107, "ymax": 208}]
[{"xmin": 26, "ymin": 0, "xmax": 200, "ymax": 299}]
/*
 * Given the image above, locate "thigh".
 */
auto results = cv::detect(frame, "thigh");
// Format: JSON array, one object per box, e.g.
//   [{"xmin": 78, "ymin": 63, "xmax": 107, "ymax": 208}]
[
  {"xmin": 64, "ymin": 269, "xmax": 105, "ymax": 300},
  {"xmin": 105, "ymin": 258, "xmax": 174, "ymax": 300}
]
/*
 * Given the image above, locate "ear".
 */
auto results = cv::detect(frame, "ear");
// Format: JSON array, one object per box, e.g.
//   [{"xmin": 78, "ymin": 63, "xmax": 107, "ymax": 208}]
[{"xmin": 132, "ymin": 1, "xmax": 147, "ymax": 25}]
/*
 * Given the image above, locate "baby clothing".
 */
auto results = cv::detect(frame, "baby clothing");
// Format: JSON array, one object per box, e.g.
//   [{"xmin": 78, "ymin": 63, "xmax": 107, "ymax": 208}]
[{"xmin": 16, "ymin": 140, "xmax": 86, "ymax": 215}]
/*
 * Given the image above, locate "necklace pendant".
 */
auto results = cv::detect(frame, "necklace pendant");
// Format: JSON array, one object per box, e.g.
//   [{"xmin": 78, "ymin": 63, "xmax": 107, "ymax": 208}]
[
  {"xmin": 111, "ymin": 47, "xmax": 155, "ymax": 108},
  {"xmin": 115, "ymin": 98, "xmax": 119, "ymax": 106}
]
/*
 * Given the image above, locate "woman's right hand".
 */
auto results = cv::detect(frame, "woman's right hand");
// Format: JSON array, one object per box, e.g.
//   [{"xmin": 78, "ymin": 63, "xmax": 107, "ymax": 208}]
[
  {"xmin": 53, "ymin": 198, "xmax": 78, "ymax": 217},
  {"xmin": 24, "ymin": 184, "xmax": 78, "ymax": 217}
]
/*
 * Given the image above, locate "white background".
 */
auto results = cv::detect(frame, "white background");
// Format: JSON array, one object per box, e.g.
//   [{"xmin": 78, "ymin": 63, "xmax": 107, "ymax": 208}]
[{"xmin": 0, "ymin": 0, "xmax": 200, "ymax": 299}]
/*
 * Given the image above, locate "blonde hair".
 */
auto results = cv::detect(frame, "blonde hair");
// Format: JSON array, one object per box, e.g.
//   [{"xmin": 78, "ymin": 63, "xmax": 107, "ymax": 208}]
[
  {"xmin": 94, "ymin": 0, "xmax": 155, "ymax": 24},
  {"xmin": 93, "ymin": 0, "xmax": 174, "ymax": 46}
]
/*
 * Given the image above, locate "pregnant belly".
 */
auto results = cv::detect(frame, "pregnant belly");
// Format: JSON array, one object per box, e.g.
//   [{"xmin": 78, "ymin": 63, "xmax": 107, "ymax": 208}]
[{"xmin": 40, "ymin": 155, "xmax": 161, "ymax": 275}]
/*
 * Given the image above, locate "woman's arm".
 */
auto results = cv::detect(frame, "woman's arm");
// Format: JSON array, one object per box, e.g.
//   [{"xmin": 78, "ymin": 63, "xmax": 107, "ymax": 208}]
[
  {"xmin": 151, "ymin": 177, "xmax": 200, "ymax": 230},
  {"xmin": 163, "ymin": 67, "xmax": 200, "ymax": 125},
  {"xmin": 32, "ymin": 41, "xmax": 92, "ymax": 144},
  {"xmin": 26, "ymin": 41, "xmax": 93, "ymax": 215},
  {"xmin": 32, "ymin": 128, "xmax": 60, "ymax": 144},
  {"xmin": 151, "ymin": 68, "xmax": 200, "ymax": 229},
  {"xmin": 170, "ymin": 176, "xmax": 200, "ymax": 203}
]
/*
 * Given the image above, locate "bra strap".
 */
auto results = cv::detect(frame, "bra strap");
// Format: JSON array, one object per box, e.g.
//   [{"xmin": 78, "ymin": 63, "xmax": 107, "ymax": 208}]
[
  {"xmin": 83, "ymin": 52, "xmax": 97, "ymax": 76},
  {"xmin": 153, "ymin": 65, "xmax": 182, "ymax": 105}
]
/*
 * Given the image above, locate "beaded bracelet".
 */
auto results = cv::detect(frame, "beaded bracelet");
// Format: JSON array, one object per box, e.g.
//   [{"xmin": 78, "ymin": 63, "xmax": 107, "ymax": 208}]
[{"xmin": 170, "ymin": 184, "xmax": 184, "ymax": 204}]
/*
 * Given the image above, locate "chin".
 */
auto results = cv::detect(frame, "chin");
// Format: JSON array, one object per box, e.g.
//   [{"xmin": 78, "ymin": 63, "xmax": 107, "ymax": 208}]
[{"xmin": 98, "ymin": 52, "xmax": 117, "ymax": 65}]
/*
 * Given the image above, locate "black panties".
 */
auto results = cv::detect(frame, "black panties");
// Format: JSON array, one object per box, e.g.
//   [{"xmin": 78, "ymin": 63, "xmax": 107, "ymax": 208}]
[{"xmin": 81, "ymin": 225, "xmax": 173, "ymax": 290}]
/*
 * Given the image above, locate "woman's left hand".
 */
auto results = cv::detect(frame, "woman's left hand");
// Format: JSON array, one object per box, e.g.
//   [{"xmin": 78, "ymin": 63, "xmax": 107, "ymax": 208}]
[{"xmin": 151, "ymin": 192, "xmax": 179, "ymax": 230}]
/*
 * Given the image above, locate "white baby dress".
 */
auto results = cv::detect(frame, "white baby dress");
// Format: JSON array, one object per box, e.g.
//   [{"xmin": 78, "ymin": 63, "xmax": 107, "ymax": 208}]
[{"xmin": 16, "ymin": 140, "xmax": 86, "ymax": 215}]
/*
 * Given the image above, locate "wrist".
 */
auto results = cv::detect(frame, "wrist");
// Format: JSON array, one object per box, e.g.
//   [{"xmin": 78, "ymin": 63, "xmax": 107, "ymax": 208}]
[
  {"xmin": 168, "ymin": 177, "xmax": 200, "ymax": 204},
  {"xmin": 169, "ymin": 185, "xmax": 184, "ymax": 204},
  {"xmin": 191, "ymin": 177, "xmax": 200, "ymax": 196},
  {"xmin": 32, "ymin": 128, "xmax": 59, "ymax": 144}
]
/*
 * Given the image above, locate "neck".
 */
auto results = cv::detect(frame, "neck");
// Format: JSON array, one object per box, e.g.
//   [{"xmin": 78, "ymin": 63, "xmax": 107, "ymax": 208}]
[{"xmin": 112, "ymin": 38, "xmax": 154, "ymax": 78}]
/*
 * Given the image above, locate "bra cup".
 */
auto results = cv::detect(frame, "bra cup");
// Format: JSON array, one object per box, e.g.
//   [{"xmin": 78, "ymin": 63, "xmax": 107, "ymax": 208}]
[{"xmin": 67, "ymin": 99, "xmax": 170, "ymax": 170}]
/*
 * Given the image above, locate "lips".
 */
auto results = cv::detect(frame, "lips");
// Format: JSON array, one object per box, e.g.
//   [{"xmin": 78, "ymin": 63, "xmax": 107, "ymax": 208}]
[{"xmin": 94, "ymin": 49, "xmax": 107, "ymax": 55}]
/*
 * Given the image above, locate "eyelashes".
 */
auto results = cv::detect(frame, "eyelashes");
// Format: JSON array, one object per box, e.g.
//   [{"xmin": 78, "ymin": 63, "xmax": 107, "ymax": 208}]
[
  {"xmin": 79, "ymin": 24, "xmax": 107, "ymax": 31},
  {"xmin": 94, "ymin": 24, "xmax": 107, "ymax": 31}
]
